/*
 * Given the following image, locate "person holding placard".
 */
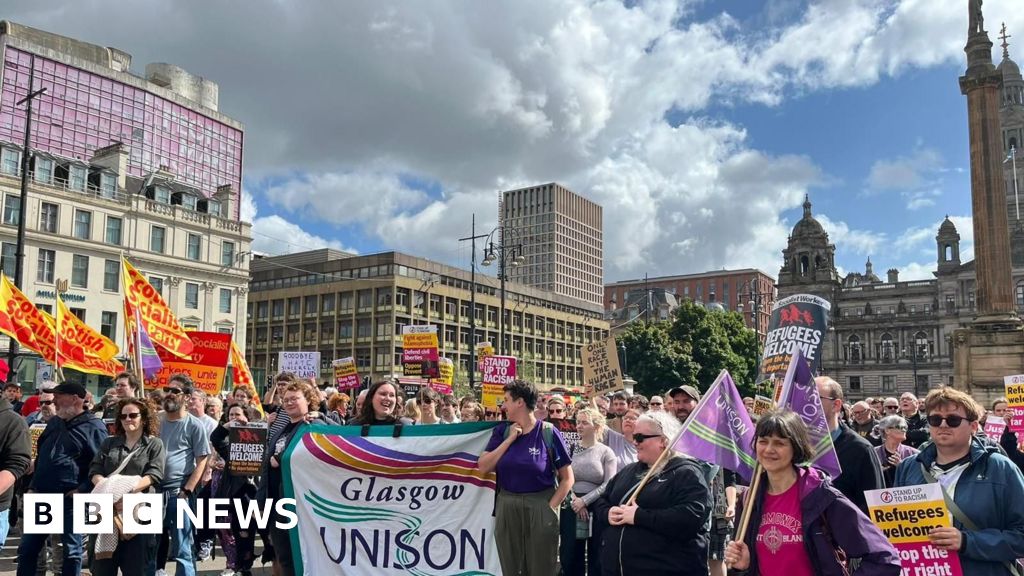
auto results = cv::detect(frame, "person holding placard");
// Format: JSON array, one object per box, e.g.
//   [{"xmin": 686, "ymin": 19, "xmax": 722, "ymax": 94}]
[
  {"xmin": 602, "ymin": 408, "xmax": 640, "ymax": 472},
  {"xmin": 210, "ymin": 404, "xmax": 261, "ymax": 576},
  {"xmin": 894, "ymin": 387, "xmax": 1024, "ymax": 576},
  {"xmin": 723, "ymin": 410, "xmax": 900, "ymax": 575},
  {"xmin": 591, "ymin": 411, "xmax": 712, "ymax": 575}
]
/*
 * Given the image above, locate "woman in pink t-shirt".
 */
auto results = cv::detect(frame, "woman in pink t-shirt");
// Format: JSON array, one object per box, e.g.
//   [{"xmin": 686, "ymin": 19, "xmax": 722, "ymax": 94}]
[{"xmin": 724, "ymin": 410, "xmax": 900, "ymax": 576}]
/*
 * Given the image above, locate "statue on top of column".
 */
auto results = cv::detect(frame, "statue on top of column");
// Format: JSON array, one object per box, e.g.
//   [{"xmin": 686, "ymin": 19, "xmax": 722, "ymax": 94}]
[{"xmin": 969, "ymin": 0, "xmax": 984, "ymax": 36}]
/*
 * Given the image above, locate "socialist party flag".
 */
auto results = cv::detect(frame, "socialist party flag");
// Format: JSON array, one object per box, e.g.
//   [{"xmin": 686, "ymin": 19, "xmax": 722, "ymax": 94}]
[
  {"xmin": 778, "ymin": 348, "xmax": 842, "ymax": 478},
  {"xmin": 673, "ymin": 370, "xmax": 757, "ymax": 482}
]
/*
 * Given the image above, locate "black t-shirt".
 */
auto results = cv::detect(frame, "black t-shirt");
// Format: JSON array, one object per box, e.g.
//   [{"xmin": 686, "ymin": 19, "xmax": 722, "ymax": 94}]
[{"xmin": 267, "ymin": 420, "xmax": 301, "ymax": 499}]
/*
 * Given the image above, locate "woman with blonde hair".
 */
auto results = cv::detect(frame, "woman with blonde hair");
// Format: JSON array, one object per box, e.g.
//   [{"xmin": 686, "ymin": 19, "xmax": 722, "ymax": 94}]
[
  {"xmin": 567, "ymin": 407, "xmax": 616, "ymax": 576},
  {"xmin": 404, "ymin": 398, "xmax": 421, "ymax": 423}
]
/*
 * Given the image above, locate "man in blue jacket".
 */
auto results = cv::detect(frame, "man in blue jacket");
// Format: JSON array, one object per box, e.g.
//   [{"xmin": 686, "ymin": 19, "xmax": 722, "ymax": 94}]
[
  {"xmin": 16, "ymin": 381, "xmax": 107, "ymax": 576},
  {"xmin": 894, "ymin": 387, "xmax": 1024, "ymax": 576}
]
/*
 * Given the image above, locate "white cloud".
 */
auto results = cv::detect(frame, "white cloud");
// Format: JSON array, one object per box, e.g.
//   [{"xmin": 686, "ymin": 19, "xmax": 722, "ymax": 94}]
[
  {"xmin": 866, "ymin": 147, "xmax": 947, "ymax": 210},
  {"xmin": 241, "ymin": 188, "xmax": 357, "ymax": 256},
  {"xmin": 816, "ymin": 214, "xmax": 887, "ymax": 256}
]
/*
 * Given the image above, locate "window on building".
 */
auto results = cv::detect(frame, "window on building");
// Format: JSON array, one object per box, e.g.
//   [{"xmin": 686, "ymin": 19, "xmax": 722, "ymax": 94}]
[
  {"xmin": 3, "ymin": 195, "xmax": 20, "ymax": 226},
  {"xmin": 69, "ymin": 165, "xmax": 87, "ymax": 191},
  {"xmin": 180, "ymin": 194, "xmax": 198, "ymax": 211},
  {"xmin": 882, "ymin": 375, "xmax": 895, "ymax": 392},
  {"xmin": 206, "ymin": 200, "xmax": 222, "ymax": 217},
  {"xmin": 1017, "ymin": 282, "xmax": 1024, "ymax": 308},
  {"xmin": 34, "ymin": 158, "xmax": 53, "ymax": 184},
  {"xmin": 221, "ymin": 241, "xmax": 235, "ymax": 266},
  {"xmin": 100, "ymin": 311, "xmax": 117, "ymax": 341},
  {"xmin": 256, "ymin": 301, "xmax": 268, "ymax": 319},
  {"xmin": 99, "ymin": 173, "xmax": 117, "ymax": 199},
  {"xmin": 73, "ymin": 210, "xmax": 91, "ymax": 240},
  {"xmin": 322, "ymin": 294, "xmax": 335, "ymax": 314},
  {"xmin": 39, "ymin": 202, "xmax": 58, "ymax": 233},
  {"xmin": 272, "ymin": 300, "xmax": 284, "ymax": 317},
  {"xmin": 219, "ymin": 288, "xmax": 232, "ymax": 313},
  {"xmin": 185, "ymin": 283, "xmax": 199, "ymax": 309},
  {"xmin": 1, "ymin": 148, "xmax": 19, "ymax": 175},
  {"xmin": 105, "ymin": 216, "xmax": 122, "ymax": 245},
  {"xmin": 69, "ymin": 308, "xmax": 85, "ymax": 322},
  {"xmin": 103, "ymin": 260, "xmax": 119, "ymax": 292},
  {"xmin": 880, "ymin": 333, "xmax": 894, "ymax": 362},
  {"xmin": 71, "ymin": 255, "xmax": 89, "ymax": 288},
  {"xmin": 154, "ymin": 185, "xmax": 171, "ymax": 204},
  {"xmin": 150, "ymin": 276, "xmax": 164, "ymax": 297},
  {"xmin": 36, "ymin": 304, "xmax": 52, "ymax": 315},
  {"xmin": 150, "ymin": 226, "xmax": 166, "ymax": 253},
  {"xmin": 37, "ymin": 249, "xmax": 54, "ymax": 283},
  {"xmin": 0, "ymin": 243, "xmax": 14, "ymax": 278},
  {"xmin": 288, "ymin": 298, "xmax": 301, "ymax": 316},
  {"xmin": 187, "ymin": 234, "xmax": 201, "ymax": 260},
  {"xmin": 305, "ymin": 295, "xmax": 317, "ymax": 315}
]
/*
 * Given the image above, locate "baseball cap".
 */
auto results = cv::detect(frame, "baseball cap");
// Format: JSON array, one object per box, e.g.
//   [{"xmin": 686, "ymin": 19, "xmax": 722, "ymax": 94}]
[
  {"xmin": 669, "ymin": 385, "xmax": 701, "ymax": 402},
  {"xmin": 51, "ymin": 382, "xmax": 88, "ymax": 399}
]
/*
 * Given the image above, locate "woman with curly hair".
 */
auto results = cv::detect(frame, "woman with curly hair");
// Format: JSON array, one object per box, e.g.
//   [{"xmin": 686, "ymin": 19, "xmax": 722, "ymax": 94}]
[{"xmin": 88, "ymin": 398, "xmax": 166, "ymax": 576}]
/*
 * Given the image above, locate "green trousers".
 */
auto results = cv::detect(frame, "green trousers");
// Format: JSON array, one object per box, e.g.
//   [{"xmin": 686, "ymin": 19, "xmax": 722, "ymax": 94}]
[{"xmin": 494, "ymin": 488, "xmax": 560, "ymax": 576}]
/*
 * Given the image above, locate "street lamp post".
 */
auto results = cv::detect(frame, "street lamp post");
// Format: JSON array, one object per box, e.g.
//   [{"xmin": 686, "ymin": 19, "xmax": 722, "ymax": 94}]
[
  {"xmin": 458, "ymin": 214, "xmax": 489, "ymax": 390},
  {"xmin": 481, "ymin": 224, "xmax": 524, "ymax": 356},
  {"xmin": 904, "ymin": 344, "xmax": 921, "ymax": 398},
  {"xmin": 7, "ymin": 54, "xmax": 48, "ymax": 375}
]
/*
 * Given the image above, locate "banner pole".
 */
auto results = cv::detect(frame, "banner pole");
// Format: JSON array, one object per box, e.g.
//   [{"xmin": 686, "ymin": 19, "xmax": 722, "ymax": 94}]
[
  {"xmin": 133, "ymin": 305, "xmax": 145, "ymax": 397},
  {"xmin": 54, "ymin": 291, "xmax": 62, "ymax": 384},
  {"xmin": 626, "ymin": 370, "xmax": 726, "ymax": 506},
  {"xmin": 730, "ymin": 461, "xmax": 763, "ymax": 565}
]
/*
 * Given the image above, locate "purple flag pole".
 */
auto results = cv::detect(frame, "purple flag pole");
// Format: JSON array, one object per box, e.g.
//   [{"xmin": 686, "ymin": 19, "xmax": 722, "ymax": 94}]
[{"xmin": 779, "ymin": 348, "xmax": 842, "ymax": 478}]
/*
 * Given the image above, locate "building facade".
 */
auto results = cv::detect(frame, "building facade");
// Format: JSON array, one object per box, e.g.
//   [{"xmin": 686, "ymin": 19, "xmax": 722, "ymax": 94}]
[
  {"xmin": 246, "ymin": 250, "xmax": 609, "ymax": 390},
  {"xmin": 0, "ymin": 22, "xmax": 251, "ymax": 388},
  {"xmin": 604, "ymin": 269, "xmax": 776, "ymax": 340},
  {"xmin": 501, "ymin": 183, "xmax": 604, "ymax": 306},
  {"xmin": 774, "ymin": 35, "xmax": 1024, "ymax": 403}
]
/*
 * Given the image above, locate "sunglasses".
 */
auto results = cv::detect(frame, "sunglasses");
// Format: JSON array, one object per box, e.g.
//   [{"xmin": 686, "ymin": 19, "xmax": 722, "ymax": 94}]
[
  {"xmin": 163, "ymin": 388, "xmax": 183, "ymax": 396},
  {"xmin": 884, "ymin": 405, "xmax": 899, "ymax": 410},
  {"xmin": 420, "ymin": 398, "xmax": 434, "ymax": 404},
  {"xmin": 120, "ymin": 413, "xmax": 142, "ymax": 420},
  {"xmin": 39, "ymin": 400, "xmax": 54, "ymax": 406},
  {"xmin": 650, "ymin": 402, "xmax": 663, "ymax": 406},
  {"xmin": 851, "ymin": 410, "xmax": 867, "ymax": 416},
  {"xmin": 927, "ymin": 414, "xmax": 972, "ymax": 428},
  {"xmin": 633, "ymin": 433, "xmax": 661, "ymax": 444},
  {"xmin": 549, "ymin": 408, "xmax": 564, "ymax": 414}
]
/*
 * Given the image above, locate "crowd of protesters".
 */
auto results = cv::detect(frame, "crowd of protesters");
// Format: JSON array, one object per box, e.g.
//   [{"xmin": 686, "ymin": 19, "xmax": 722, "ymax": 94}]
[{"xmin": 0, "ymin": 361, "xmax": 1021, "ymax": 576}]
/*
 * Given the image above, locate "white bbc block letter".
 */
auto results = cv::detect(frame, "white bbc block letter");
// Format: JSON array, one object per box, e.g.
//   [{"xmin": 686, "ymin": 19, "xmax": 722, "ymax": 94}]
[
  {"xmin": 122, "ymin": 493, "xmax": 163, "ymax": 535},
  {"xmin": 73, "ymin": 493, "xmax": 114, "ymax": 534},
  {"xmin": 24, "ymin": 494, "xmax": 63, "ymax": 534}
]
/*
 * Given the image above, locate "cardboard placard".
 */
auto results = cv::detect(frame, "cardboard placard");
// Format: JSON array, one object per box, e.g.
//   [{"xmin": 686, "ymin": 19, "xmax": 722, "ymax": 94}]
[
  {"xmin": 402, "ymin": 325, "xmax": 439, "ymax": 379},
  {"xmin": 332, "ymin": 357, "xmax": 359, "ymax": 390},
  {"xmin": 1005, "ymin": 375, "xmax": 1024, "ymax": 433},
  {"xmin": 752, "ymin": 395, "xmax": 774, "ymax": 417},
  {"xmin": 228, "ymin": 423, "xmax": 268, "ymax": 477},
  {"xmin": 29, "ymin": 423, "xmax": 46, "ymax": 460},
  {"xmin": 279, "ymin": 351, "xmax": 321, "ymax": 380},
  {"xmin": 865, "ymin": 484, "xmax": 962, "ymax": 576},
  {"xmin": 431, "ymin": 357, "xmax": 454, "ymax": 395},
  {"xmin": 582, "ymin": 336, "xmax": 623, "ymax": 397},
  {"xmin": 151, "ymin": 332, "xmax": 233, "ymax": 395},
  {"xmin": 482, "ymin": 356, "xmax": 517, "ymax": 410}
]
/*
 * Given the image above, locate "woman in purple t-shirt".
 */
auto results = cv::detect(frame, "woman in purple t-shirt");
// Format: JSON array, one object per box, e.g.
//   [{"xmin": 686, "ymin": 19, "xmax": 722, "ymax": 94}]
[{"xmin": 479, "ymin": 380, "xmax": 574, "ymax": 576}]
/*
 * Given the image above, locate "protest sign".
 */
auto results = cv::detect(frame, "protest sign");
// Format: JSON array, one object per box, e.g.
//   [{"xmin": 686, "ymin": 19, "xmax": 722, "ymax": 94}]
[
  {"xmin": 475, "ymin": 341, "xmax": 493, "ymax": 371},
  {"xmin": 547, "ymin": 418, "xmax": 581, "ymax": 456},
  {"xmin": 333, "ymin": 357, "xmax": 359, "ymax": 390},
  {"xmin": 283, "ymin": 423, "xmax": 503, "ymax": 575},
  {"xmin": 229, "ymin": 424, "xmax": 268, "ymax": 477},
  {"xmin": 402, "ymin": 325, "xmax": 439, "ymax": 379},
  {"xmin": 582, "ymin": 336, "xmax": 623, "ymax": 397},
  {"xmin": 29, "ymin": 423, "xmax": 45, "ymax": 460},
  {"xmin": 481, "ymin": 355, "xmax": 516, "ymax": 410},
  {"xmin": 279, "ymin": 351, "xmax": 321, "ymax": 380},
  {"xmin": 752, "ymin": 395, "xmax": 774, "ymax": 417},
  {"xmin": 984, "ymin": 415, "xmax": 1006, "ymax": 443},
  {"xmin": 865, "ymin": 484, "xmax": 963, "ymax": 576},
  {"xmin": 430, "ymin": 357, "xmax": 454, "ymax": 395},
  {"xmin": 1005, "ymin": 375, "xmax": 1024, "ymax": 433},
  {"xmin": 760, "ymin": 293, "xmax": 830, "ymax": 378},
  {"xmin": 151, "ymin": 332, "xmax": 232, "ymax": 395}
]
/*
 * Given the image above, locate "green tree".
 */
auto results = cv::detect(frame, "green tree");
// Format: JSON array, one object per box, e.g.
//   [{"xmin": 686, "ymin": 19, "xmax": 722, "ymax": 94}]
[
  {"xmin": 669, "ymin": 300, "xmax": 759, "ymax": 397},
  {"xmin": 618, "ymin": 321, "xmax": 698, "ymax": 398}
]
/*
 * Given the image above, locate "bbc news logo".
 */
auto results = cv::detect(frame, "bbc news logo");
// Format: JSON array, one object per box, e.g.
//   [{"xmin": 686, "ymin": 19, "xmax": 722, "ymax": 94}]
[{"xmin": 23, "ymin": 495, "xmax": 298, "ymax": 534}]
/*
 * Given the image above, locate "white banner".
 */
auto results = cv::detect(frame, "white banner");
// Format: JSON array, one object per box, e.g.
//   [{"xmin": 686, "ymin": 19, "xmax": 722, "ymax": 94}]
[
  {"xmin": 278, "ymin": 351, "xmax": 321, "ymax": 379},
  {"xmin": 284, "ymin": 423, "xmax": 503, "ymax": 575}
]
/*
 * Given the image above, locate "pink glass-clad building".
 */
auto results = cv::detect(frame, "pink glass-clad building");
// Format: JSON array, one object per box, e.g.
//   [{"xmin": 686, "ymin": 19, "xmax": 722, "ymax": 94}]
[{"xmin": 0, "ymin": 22, "xmax": 243, "ymax": 219}]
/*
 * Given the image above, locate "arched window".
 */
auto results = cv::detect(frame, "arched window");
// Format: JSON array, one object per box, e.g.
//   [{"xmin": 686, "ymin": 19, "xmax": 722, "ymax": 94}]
[
  {"xmin": 915, "ymin": 331, "xmax": 930, "ymax": 359},
  {"xmin": 1016, "ymin": 281, "xmax": 1024, "ymax": 308},
  {"xmin": 880, "ymin": 333, "xmax": 894, "ymax": 363},
  {"xmin": 800, "ymin": 255, "xmax": 810, "ymax": 276},
  {"xmin": 944, "ymin": 244, "xmax": 952, "ymax": 261},
  {"xmin": 848, "ymin": 335, "xmax": 862, "ymax": 365}
]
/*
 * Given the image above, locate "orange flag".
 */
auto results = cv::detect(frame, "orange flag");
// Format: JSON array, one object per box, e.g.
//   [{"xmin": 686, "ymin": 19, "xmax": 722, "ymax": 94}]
[
  {"xmin": 54, "ymin": 297, "xmax": 118, "ymax": 361},
  {"xmin": 230, "ymin": 341, "xmax": 264, "ymax": 416},
  {"xmin": 121, "ymin": 256, "xmax": 193, "ymax": 359}
]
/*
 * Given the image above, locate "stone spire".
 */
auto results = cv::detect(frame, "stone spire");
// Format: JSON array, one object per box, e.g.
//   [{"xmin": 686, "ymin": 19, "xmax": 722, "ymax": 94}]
[
  {"xmin": 802, "ymin": 194, "xmax": 812, "ymax": 218},
  {"xmin": 1001, "ymin": 22, "xmax": 1012, "ymax": 60}
]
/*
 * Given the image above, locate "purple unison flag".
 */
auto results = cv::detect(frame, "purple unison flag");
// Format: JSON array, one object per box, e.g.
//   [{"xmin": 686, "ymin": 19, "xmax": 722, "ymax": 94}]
[
  {"xmin": 673, "ymin": 371, "xmax": 758, "ymax": 482},
  {"xmin": 778, "ymin": 348, "xmax": 841, "ymax": 478},
  {"xmin": 135, "ymin": 308, "xmax": 163, "ymax": 379}
]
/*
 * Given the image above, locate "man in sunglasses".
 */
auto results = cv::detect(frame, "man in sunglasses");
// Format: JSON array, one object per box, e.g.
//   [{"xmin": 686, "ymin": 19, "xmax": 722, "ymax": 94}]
[
  {"xmin": 899, "ymin": 392, "xmax": 930, "ymax": 449},
  {"xmin": 815, "ymin": 377, "xmax": 883, "ymax": 514},
  {"xmin": 894, "ymin": 387, "xmax": 1024, "ymax": 576},
  {"xmin": 546, "ymin": 397, "xmax": 567, "ymax": 420}
]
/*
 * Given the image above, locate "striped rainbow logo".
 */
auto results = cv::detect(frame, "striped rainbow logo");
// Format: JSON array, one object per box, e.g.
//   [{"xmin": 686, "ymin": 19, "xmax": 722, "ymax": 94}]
[{"xmin": 302, "ymin": 433, "xmax": 497, "ymax": 489}]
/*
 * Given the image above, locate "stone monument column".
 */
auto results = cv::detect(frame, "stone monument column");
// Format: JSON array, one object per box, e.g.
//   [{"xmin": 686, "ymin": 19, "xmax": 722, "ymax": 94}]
[{"xmin": 959, "ymin": 0, "xmax": 1021, "ymax": 326}]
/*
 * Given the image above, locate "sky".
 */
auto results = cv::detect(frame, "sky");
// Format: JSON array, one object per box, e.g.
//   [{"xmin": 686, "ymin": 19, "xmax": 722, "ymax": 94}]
[{"xmin": 6, "ymin": 0, "xmax": 1024, "ymax": 284}]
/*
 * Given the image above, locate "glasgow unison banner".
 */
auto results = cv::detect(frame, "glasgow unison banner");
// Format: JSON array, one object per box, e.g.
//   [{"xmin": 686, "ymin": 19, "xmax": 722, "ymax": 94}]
[
  {"xmin": 283, "ymin": 422, "xmax": 503, "ymax": 575},
  {"xmin": 760, "ymin": 293, "xmax": 830, "ymax": 378}
]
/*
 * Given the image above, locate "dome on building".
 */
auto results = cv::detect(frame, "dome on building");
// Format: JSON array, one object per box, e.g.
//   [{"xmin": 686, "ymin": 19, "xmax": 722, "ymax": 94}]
[
  {"xmin": 1000, "ymin": 56, "xmax": 1022, "ymax": 80},
  {"xmin": 706, "ymin": 301, "xmax": 725, "ymax": 312},
  {"xmin": 791, "ymin": 195, "xmax": 827, "ymax": 237},
  {"xmin": 939, "ymin": 215, "xmax": 958, "ymax": 236}
]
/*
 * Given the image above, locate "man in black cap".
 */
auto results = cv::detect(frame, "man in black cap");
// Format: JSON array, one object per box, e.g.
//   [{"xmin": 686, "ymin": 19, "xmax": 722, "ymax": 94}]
[
  {"xmin": 668, "ymin": 385, "xmax": 701, "ymax": 423},
  {"xmin": 17, "ymin": 381, "xmax": 107, "ymax": 576}
]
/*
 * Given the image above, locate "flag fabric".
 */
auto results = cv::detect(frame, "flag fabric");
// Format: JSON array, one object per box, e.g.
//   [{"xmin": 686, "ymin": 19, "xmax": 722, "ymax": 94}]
[
  {"xmin": 230, "ymin": 341, "xmax": 264, "ymax": 417},
  {"xmin": 778, "ymin": 348, "xmax": 842, "ymax": 478},
  {"xmin": 121, "ymin": 256, "xmax": 193, "ymax": 358},
  {"xmin": 135, "ymin": 306, "xmax": 163, "ymax": 380},
  {"xmin": 55, "ymin": 297, "xmax": 119, "ymax": 361},
  {"xmin": 673, "ymin": 370, "xmax": 758, "ymax": 482}
]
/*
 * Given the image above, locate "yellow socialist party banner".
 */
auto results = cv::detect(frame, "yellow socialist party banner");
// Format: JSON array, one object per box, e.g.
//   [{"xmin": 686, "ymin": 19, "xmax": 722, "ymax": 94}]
[
  {"xmin": 230, "ymin": 340, "xmax": 264, "ymax": 416},
  {"xmin": 53, "ymin": 297, "xmax": 118, "ymax": 361},
  {"xmin": 121, "ymin": 257, "xmax": 193, "ymax": 358},
  {"xmin": 0, "ymin": 275, "xmax": 123, "ymax": 375}
]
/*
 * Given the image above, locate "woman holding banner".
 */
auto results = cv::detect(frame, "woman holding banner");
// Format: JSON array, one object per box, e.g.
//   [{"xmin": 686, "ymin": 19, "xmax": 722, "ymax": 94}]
[
  {"xmin": 88, "ymin": 398, "xmax": 166, "ymax": 576},
  {"xmin": 479, "ymin": 379, "xmax": 574, "ymax": 576},
  {"xmin": 723, "ymin": 410, "xmax": 900, "ymax": 575},
  {"xmin": 592, "ymin": 411, "xmax": 712, "ymax": 575}
]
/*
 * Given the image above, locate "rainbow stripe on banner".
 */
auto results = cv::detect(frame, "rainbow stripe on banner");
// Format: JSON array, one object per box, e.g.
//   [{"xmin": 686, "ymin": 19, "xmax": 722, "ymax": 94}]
[{"xmin": 301, "ymin": 433, "xmax": 496, "ymax": 490}]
